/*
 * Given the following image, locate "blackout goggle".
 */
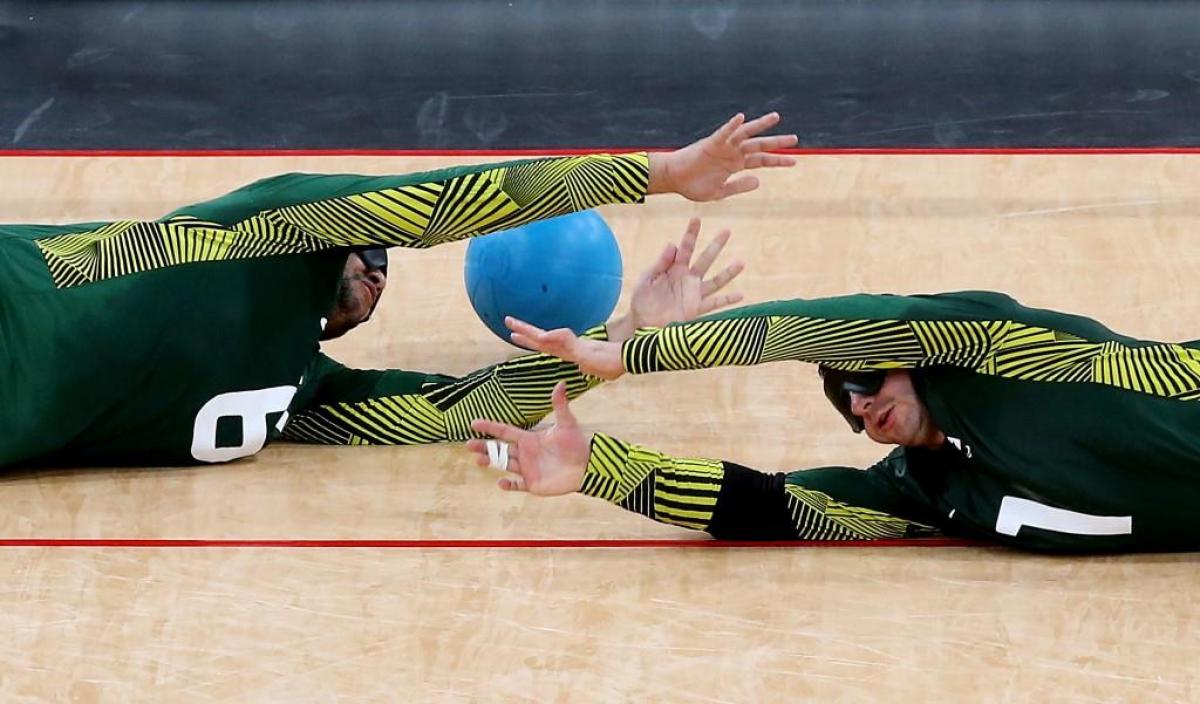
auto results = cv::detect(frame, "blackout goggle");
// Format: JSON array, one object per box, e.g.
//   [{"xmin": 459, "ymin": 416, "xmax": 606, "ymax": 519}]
[
  {"xmin": 819, "ymin": 366, "xmax": 886, "ymax": 433},
  {"xmin": 357, "ymin": 247, "xmax": 389, "ymax": 319},
  {"xmin": 359, "ymin": 247, "xmax": 389, "ymax": 277}
]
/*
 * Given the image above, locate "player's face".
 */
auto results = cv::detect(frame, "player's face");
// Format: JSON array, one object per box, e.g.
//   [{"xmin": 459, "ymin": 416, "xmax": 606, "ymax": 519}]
[
  {"xmin": 322, "ymin": 253, "xmax": 388, "ymax": 340},
  {"xmin": 848, "ymin": 371, "xmax": 945, "ymax": 448}
]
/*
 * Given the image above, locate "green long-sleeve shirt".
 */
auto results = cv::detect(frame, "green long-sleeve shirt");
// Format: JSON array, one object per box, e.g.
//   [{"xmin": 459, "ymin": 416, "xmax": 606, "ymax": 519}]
[
  {"xmin": 579, "ymin": 291, "xmax": 1200, "ymax": 552},
  {"xmin": 0, "ymin": 153, "xmax": 648, "ymax": 467}
]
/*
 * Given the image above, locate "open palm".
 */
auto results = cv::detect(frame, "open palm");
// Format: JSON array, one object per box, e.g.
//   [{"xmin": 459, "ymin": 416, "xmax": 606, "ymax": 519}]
[
  {"xmin": 629, "ymin": 217, "xmax": 744, "ymax": 329},
  {"xmin": 505, "ymin": 217, "xmax": 747, "ymax": 380},
  {"xmin": 662, "ymin": 112, "xmax": 798, "ymax": 202},
  {"xmin": 468, "ymin": 382, "xmax": 592, "ymax": 495}
]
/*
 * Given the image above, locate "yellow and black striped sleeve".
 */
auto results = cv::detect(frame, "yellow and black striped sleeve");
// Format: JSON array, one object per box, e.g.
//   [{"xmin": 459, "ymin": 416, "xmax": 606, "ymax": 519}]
[
  {"xmin": 191, "ymin": 153, "xmax": 651, "ymax": 249},
  {"xmin": 580, "ymin": 433, "xmax": 940, "ymax": 540},
  {"xmin": 618, "ymin": 291, "xmax": 1200, "ymax": 401},
  {"xmin": 282, "ymin": 326, "xmax": 610, "ymax": 445},
  {"xmin": 36, "ymin": 153, "xmax": 650, "ymax": 288}
]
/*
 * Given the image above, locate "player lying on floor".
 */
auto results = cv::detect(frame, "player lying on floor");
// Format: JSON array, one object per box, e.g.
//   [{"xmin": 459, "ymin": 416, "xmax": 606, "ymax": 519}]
[
  {"xmin": 468, "ymin": 288, "xmax": 1200, "ymax": 553},
  {"xmin": 0, "ymin": 113, "xmax": 795, "ymax": 468}
]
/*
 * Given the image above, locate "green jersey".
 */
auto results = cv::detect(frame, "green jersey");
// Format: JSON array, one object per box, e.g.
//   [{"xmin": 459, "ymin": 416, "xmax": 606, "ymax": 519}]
[
  {"xmin": 0, "ymin": 154, "xmax": 649, "ymax": 468},
  {"xmin": 577, "ymin": 291, "xmax": 1200, "ymax": 552}
]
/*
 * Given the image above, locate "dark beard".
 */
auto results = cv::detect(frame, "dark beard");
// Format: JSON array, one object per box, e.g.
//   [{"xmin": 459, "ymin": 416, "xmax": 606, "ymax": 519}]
[
  {"xmin": 319, "ymin": 276, "xmax": 361, "ymax": 341},
  {"xmin": 335, "ymin": 275, "xmax": 357, "ymax": 312}
]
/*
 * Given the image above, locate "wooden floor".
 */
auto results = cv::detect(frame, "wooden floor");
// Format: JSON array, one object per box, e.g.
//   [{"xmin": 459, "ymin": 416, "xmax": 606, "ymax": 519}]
[{"xmin": 3, "ymin": 154, "xmax": 1199, "ymax": 702}]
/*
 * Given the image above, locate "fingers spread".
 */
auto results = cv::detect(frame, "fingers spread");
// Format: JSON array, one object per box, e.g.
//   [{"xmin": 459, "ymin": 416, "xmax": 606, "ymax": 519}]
[
  {"xmin": 700, "ymin": 259, "xmax": 744, "ymax": 297},
  {"xmin": 744, "ymin": 152, "xmax": 797, "ymax": 169},
  {"xmin": 713, "ymin": 113, "xmax": 746, "ymax": 143},
  {"xmin": 742, "ymin": 133, "xmax": 798, "ymax": 154},
  {"xmin": 690, "ymin": 228, "xmax": 731, "ymax": 277},
  {"xmin": 733, "ymin": 112, "xmax": 781, "ymax": 143},
  {"xmin": 674, "ymin": 217, "xmax": 701, "ymax": 267},
  {"xmin": 720, "ymin": 175, "xmax": 760, "ymax": 199}
]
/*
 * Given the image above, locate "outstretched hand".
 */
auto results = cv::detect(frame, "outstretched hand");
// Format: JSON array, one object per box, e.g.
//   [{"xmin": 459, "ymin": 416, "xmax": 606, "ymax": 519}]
[
  {"xmin": 506, "ymin": 317, "xmax": 626, "ymax": 380},
  {"xmin": 468, "ymin": 382, "xmax": 591, "ymax": 495},
  {"xmin": 627, "ymin": 217, "xmax": 744, "ymax": 330},
  {"xmin": 649, "ymin": 112, "xmax": 798, "ymax": 202}
]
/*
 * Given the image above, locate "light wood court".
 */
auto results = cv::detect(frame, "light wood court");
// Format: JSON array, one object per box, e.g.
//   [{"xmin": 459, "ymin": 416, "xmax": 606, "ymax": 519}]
[{"xmin": 2, "ymin": 154, "xmax": 1198, "ymax": 702}]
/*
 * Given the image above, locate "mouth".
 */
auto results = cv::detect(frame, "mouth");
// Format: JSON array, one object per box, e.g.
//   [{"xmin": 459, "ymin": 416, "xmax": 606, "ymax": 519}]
[
  {"xmin": 875, "ymin": 406, "xmax": 894, "ymax": 434},
  {"xmin": 359, "ymin": 278, "xmax": 379, "ymax": 308}
]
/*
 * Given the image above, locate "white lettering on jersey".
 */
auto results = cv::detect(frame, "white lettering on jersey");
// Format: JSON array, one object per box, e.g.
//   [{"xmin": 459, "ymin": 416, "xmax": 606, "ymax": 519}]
[
  {"xmin": 946, "ymin": 435, "xmax": 973, "ymax": 459},
  {"xmin": 995, "ymin": 496, "xmax": 1132, "ymax": 537},
  {"xmin": 191, "ymin": 385, "xmax": 299, "ymax": 463}
]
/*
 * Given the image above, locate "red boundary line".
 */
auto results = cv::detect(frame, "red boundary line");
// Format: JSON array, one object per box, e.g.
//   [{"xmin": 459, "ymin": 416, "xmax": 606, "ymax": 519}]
[
  {"xmin": 0, "ymin": 142, "xmax": 1054, "ymax": 550},
  {"xmin": 0, "ymin": 142, "xmax": 1042, "ymax": 549},
  {"xmin": 0, "ymin": 537, "xmax": 980, "ymax": 549},
  {"xmin": 1, "ymin": 147, "xmax": 1199, "ymax": 157}
]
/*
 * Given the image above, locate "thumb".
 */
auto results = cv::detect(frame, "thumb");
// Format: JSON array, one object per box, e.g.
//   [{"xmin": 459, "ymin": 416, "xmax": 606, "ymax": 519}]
[
  {"xmin": 648, "ymin": 242, "xmax": 676, "ymax": 278},
  {"xmin": 551, "ymin": 381, "xmax": 576, "ymax": 427}
]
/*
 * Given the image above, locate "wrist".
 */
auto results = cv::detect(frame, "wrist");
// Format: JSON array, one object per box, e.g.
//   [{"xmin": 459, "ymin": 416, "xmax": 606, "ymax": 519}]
[
  {"xmin": 605, "ymin": 312, "xmax": 637, "ymax": 344},
  {"xmin": 646, "ymin": 152, "xmax": 676, "ymax": 195},
  {"xmin": 572, "ymin": 432, "xmax": 596, "ymax": 493}
]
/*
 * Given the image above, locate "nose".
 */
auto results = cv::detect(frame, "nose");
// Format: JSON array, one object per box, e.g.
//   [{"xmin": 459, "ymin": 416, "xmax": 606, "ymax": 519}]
[
  {"xmin": 848, "ymin": 391, "xmax": 873, "ymax": 418},
  {"xmin": 365, "ymin": 269, "xmax": 387, "ymax": 291}
]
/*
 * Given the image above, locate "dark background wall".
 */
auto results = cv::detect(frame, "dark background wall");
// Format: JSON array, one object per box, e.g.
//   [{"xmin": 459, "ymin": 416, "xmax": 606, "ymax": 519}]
[{"xmin": 2, "ymin": 0, "xmax": 1199, "ymax": 150}]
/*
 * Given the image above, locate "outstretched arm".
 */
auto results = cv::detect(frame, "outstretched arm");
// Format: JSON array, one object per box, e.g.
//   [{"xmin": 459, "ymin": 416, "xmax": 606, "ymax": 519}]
[
  {"xmin": 33, "ymin": 114, "xmax": 793, "ymax": 289},
  {"xmin": 165, "ymin": 152, "xmax": 653, "ymax": 250},
  {"xmin": 466, "ymin": 384, "xmax": 940, "ymax": 541},
  {"xmin": 282, "ymin": 348, "xmax": 608, "ymax": 445},
  {"xmin": 506, "ymin": 288, "xmax": 1200, "ymax": 400},
  {"xmin": 285, "ymin": 220, "xmax": 746, "ymax": 445},
  {"xmin": 164, "ymin": 112, "xmax": 796, "ymax": 249}
]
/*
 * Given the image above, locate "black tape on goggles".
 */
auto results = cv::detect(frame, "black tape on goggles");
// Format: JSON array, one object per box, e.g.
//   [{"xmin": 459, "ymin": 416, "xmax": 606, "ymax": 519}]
[
  {"xmin": 819, "ymin": 367, "xmax": 886, "ymax": 433},
  {"xmin": 356, "ymin": 248, "xmax": 389, "ymax": 320},
  {"xmin": 359, "ymin": 247, "xmax": 389, "ymax": 277}
]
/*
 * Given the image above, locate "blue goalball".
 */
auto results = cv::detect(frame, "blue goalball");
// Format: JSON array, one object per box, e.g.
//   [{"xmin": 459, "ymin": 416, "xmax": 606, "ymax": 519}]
[{"xmin": 464, "ymin": 210, "xmax": 623, "ymax": 345}]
